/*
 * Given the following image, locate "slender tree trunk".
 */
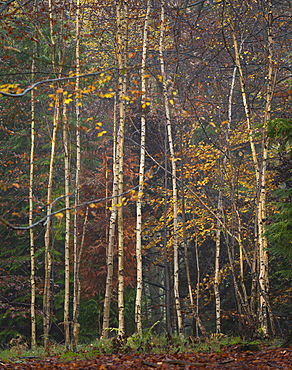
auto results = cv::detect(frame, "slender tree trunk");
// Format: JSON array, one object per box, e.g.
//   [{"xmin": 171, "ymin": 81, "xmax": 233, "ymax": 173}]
[
  {"xmin": 258, "ymin": 0, "xmax": 275, "ymax": 336},
  {"xmin": 230, "ymin": 29, "xmax": 259, "ymax": 182},
  {"xmin": 164, "ymin": 126, "xmax": 171, "ymax": 334},
  {"xmin": 214, "ymin": 61, "xmax": 237, "ymax": 334},
  {"xmin": 43, "ymin": 94, "xmax": 60, "ymax": 350},
  {"xmin": 62, "ymin": 100, "xmax": 70, "ymax": 346},
  {"xmin": 72, "ymin": 0, "xmax": 81, "ymax": 350},
  {"xmin": 116, "ymin": 0, "xmax": 127, "ymax": 335},
  {"xmin": 159, "ymin": 0, "xmax": 183, "ymax": 338},
  {"xmin": 29, "ymin": 18, "xmax": 37, "ymax": 347},
  {"xmin": 135, "ymin": 0, "xmax": 151, "ymax": 337},
  {"xmin": 101, "ymin": 96, "xmax": 118, "ymax": 339}
]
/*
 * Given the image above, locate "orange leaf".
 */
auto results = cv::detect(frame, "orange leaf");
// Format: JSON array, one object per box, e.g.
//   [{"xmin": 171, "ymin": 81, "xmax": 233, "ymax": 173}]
[{"xmin": 55, "ymin": 213, "xmax": 63, "ymax": 220}]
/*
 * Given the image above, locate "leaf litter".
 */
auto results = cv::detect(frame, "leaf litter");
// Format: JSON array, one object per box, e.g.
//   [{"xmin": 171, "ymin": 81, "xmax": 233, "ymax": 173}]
[{"xmin": 0, "ymin": 345, "xmax": 291, "ymax": 369}]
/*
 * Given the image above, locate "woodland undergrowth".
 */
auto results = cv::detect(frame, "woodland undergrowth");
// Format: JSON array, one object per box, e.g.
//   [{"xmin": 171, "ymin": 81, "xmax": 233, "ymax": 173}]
[{"xmin": 0, "ymin": 333, "xmax": 282, "ymax": 362}]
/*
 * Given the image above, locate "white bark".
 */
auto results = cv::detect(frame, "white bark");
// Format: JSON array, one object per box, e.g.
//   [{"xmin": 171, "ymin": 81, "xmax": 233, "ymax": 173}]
[
  {"xmin": 73, "ymin": 0, "xmax": 81, "ymax": 349},
  {"xmin": 29, "ymin": 23, "xmax": 36, "ymax": 347},
  {"xmin": 101, "ymin": 95, "xmax": 119, "ymax": 339},
  {"xmin": 214, "ymin": 62, "xmax": 237, "ymax": 334},
  {"xmin": 135, "ymin": 0, "xmax": 150, "ymax": 337},
  {"xmin": 62, "ymin": 101, "xmax": 70, "ymax": 346},
  {"xmin": 159, "ymin": 0, "xmax": 183, "ymax": 338}
]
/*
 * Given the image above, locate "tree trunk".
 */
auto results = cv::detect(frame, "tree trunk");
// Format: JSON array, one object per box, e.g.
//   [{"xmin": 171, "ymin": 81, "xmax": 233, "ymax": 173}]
[
  {"xmin": 101, "ymin": 96, "xmax": 118, "ymax": 339},
  {"xmin": 135, "ymin": 0, "xmax": 151, "ymax": 337},
  {"xmin": 258, "ymin": 0, "xmax": 275, "ymax": 336},
  {"xmin": 116, "ymin": 0, "xmax": 127, "ymax": 335},
  {"xmin": 214, "ymin": 60, "xmax": 237, "ymax": 334},
  {"xmin": 43, "ymin": 94, "xmax": 60, "ymax": 350},
  {"xmin": 62, "ymin": 100, "xmax": 70, "ymax": 346},
  {"xmin": 29, "ymin": 18, "xmax": 37, "ymax": 347},
  {"xmin": 72, "ymin": 0, "xmax": 81, "ymax": 350},
  {"xmin": 159, "ymin": 0, "xmax": 183, "ymax": 338}
]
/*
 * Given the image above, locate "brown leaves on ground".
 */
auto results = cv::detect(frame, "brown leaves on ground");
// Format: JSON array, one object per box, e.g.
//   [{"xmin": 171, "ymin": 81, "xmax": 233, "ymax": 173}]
[{"xmin": 0, "ymin": 346, "xmax": 291, "ymax": 370}]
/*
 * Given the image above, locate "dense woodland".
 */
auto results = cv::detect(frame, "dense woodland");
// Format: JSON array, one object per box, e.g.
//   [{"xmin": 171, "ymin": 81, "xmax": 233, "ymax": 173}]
[{"xmin": 0, "ymin": 0, "xmax": 292, "ymax": 349}]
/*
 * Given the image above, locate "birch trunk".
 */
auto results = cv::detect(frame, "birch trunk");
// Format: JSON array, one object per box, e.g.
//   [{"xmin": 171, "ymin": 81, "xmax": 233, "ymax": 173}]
[
  {"xmin": 258, "ymin": 0, "xmax": 275, "ymax": 336},
  {"xmin": 43, "ymin": 0, "xmax": 61, "ymax": 349},
  {"xmin": 164, "ymin": 123, "xmax": 171, "ymax": 333},
  {"xmin": 73, "ymin": 0, "xmax": 81, "ymax": 350},
  {"xmin": 135, "ymin": 0, "xmax": 150, "ymax": 336},
  {"xmin": 29, "ymin": 19, "xmax": 37, "ymax": 347},
  {"xmin": 62, "ymin": 100, "xmax": 70, "ymax": 346},
  {"xmin": 231, "ymin": 31, "xmax": 259, "ymax": 182},
  {"xmin": 43, "ymin": 95, "xmax": 60, "ymax": 350},
  {"xmin": 116, "ymin": 0, "xmax": 126, "ymax": 335},
  {"xmin": 101, "ymin": 95, "xmax": 118, "ymax": 339},
  {"xmin": 159, "ymin": 0, "xmax": 183, "ymax": 338},
  {"xmin": 214, "ymin": 62, "xmax": 237, "ymax": 334}
]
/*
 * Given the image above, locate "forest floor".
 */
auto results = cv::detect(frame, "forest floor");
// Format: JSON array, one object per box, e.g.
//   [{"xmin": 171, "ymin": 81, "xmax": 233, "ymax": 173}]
[{"xmin": 0, "ymin": 337, "xmax": 291, "ymax": 369}]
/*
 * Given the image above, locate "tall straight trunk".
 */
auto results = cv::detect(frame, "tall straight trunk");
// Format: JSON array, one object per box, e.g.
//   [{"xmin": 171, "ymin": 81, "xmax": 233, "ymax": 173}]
[
  {"xmin": 258, "ymin": 0, "xmax": 275, "ymax": 336},
  {"xmin": 116, "ymin": 0, "xmax": 127, "ymax": 335},
  {"xmin": 43, "ymin": 94, "xmax": 60, "ymax": 350},
  {"xmin": 73, "ymin": 0, "xmax": 81, "ymax": 350},
  {"xmin": 164, "ymin": 125, "xmax": 171, "ymax": 334},
  {"xmin": 101, "ymin": 96, "xmax": 118, "ymax": 339},
  {"xmin": 180, "ymin": 134, "xmax": 206, "ymax": 336},
  {"xmin": 43, "ymin": 0, "xmax": 64, "ymax": 349},
  {"xmin": 214, "ymin": 61, "xmax": 237, "ymax": 334},
  {"xmin": 159, "ymin": 0, "xmax": 183, "ymax": 338},
  {"xmin": 29, "ymin": 16, "xmax": 37, "ymax": 347},
  {"xmin": 62, "ymin": 100, "xmax": 70, "ymax": 346},
  {"xmin": 135, "ymin": 0, "xmax": 150, "ymax": 337}
]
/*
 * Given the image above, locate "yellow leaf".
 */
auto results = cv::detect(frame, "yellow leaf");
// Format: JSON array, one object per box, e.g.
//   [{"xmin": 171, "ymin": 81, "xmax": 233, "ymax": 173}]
[
  {"xmin": 169, "ymin": 99, "xmax": 174, "ymax": 105},
  {"xmin": 55, "ymin": 213, "xmax": 63, "ymax": 220},
  {"xmin": 90, "ymin": 203, "xmax": 95, "ymax": 208},
  {"xmin": 98, "ymin": 131, "xmax": 107, "ymax": 137}
]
